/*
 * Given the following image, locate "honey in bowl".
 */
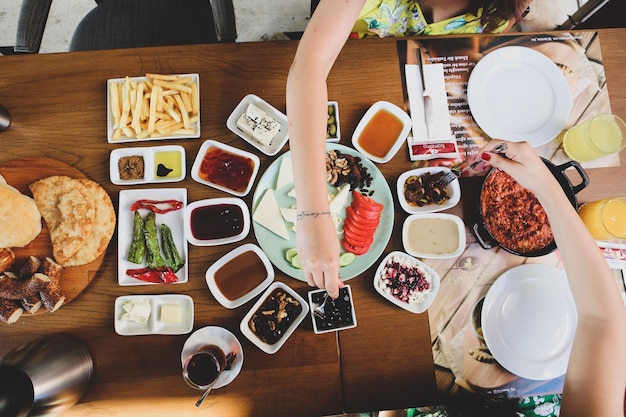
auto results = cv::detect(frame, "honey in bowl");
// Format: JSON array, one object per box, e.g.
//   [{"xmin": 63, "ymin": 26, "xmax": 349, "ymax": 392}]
[
  {"xmin": 214, "ymin": 250, "xmax": 268, "ymax": 301},
  {"xmin": 357, "ymin": 109, "xmax": 405, "ymax": 159}
]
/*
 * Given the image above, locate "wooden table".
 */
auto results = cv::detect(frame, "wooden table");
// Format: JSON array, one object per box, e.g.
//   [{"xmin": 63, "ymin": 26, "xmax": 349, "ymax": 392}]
[{"xmin": 0, "ymin": 28, "xmax": 625, "ymax": 417}]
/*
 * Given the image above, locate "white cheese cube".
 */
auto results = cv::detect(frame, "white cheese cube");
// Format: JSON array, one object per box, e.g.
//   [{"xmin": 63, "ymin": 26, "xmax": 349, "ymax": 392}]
[
  {"xmin": 245, "ymin": 102, "xmax": 266, "ymax": 123},
  {"xmin": 159, "ymin": 304, "xmax": 182, "ymax": 323},
  {"xmin": 252, "ymin": 115, "xmax": 281, "ymax": 146},
  {"xmin": 236, "ymin": 113, "xmax": 256, "ymax": 137},
  {"xmin": 121, "ymin": 299, "xmax": 152, "ymax": 325}
]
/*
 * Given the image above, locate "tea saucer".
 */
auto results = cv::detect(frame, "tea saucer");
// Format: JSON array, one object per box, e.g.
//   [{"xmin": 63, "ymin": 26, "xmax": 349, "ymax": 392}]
[{"xmin": 180, "ymin": 326, "xmax": 243, "ymax": 389}]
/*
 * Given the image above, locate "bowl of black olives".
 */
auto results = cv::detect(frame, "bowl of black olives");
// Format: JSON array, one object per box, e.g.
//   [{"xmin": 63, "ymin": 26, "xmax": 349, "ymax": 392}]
[{"xmin": 308, "ymin": 285, "xmax": 357, "ymax": 334}]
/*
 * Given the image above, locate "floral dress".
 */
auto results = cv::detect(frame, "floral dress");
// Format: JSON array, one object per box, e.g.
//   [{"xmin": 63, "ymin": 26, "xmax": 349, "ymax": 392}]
[
  {"xmin": 406, "ymin": 394, "xmax": 563, "ymax": 417},
  {"xmin": 350, "ymin": 0, "xmax": 509, "ymax": 38}
]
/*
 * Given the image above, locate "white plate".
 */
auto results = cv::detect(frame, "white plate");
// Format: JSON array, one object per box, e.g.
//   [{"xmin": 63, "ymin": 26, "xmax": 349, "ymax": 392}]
[
  {"xmin": 180, "ymin": 326, "xmax": 243, "ymax": 389},
  {"xmin": 467, "ymin": 46, "xmax": 572, "ymax": 147},
  {"xmin": 373, "ymin": 251, "xmax": 440, "ymax": 314},
  {"xmin": 251, "ymin": 143, "xmax": 394, "ymax": 282},
  {"xmin": 110, "ymin": 145, "xmax": 186, "ymax": 185},
  {"xmin": 402, "ymin": 213, "xmax": 466, "ymax": 259},
  {"xmin": 184, "ymin": 198, "xmax": 250, "ymax": 246},
  {"xmin": 226, "ymin": 94, "xmax": 289, "ymax": 156},
  {"xmin": 351, "ymin": 101, "xmax": 412, "ymax": 163},
  {"xmin": 190, "ymin": 139, "xmax": 260, "ymax": 197},
  {"xmin": 107, "ymin": 73, "xmax": 201, "ymax": 143},
  {"xmin": 206, "ymin": 243, "xmax": 274, "ymax": 309},
  {"xmin": 396, "ymin": 167, "xmax": 461, "ymax": 214},
  {"xmin": 239, "ymin": 281, "xmax": 309, "ymax": 354},
  {"xmin": 114, "ymin": 294, "xmax": 194, "ymax": 336},
  {"xmin": 482, "ymin": 264, "xmax": 577, "ymax": 380},
  {"xmin": 118, "ymin": 188, "xmax": 188, "ymax": 286}
]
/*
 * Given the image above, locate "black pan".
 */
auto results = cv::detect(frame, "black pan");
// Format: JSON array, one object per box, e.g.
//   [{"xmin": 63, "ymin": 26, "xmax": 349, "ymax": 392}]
[{"xmin": 472, "ymin": 158, "xmax": 589, "ymax": 257}]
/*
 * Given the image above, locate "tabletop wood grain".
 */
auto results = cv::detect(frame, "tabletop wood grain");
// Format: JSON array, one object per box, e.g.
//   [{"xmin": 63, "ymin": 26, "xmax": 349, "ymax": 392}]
[{"xmin": 0, "ymin": 28, "xmax": 624, "ymax": 417}]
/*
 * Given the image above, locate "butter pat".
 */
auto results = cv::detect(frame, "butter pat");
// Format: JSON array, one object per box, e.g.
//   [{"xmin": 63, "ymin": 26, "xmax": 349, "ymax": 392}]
[
  {"xmin": 121, "ymin": 298, "xmax": 152, "ymax": 325},
  {"xmin": 159, "ymin": 304, "xmax": 182, "ymax": 323}
]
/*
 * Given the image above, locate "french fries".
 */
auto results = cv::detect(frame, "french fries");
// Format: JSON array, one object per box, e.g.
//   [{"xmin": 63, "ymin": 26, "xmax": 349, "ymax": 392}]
[{"xmin": 109, "ymin": 73, "xmax": 200, "ymax": 140}]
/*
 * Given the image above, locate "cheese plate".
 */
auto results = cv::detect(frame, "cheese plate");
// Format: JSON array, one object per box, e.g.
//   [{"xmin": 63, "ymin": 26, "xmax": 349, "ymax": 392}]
[
  {"xmin": 251, "ymin": 144, "xmax": 394, "ymax": 281},
  {"xmin": 114, "ymin": 294, "xmax": 194, "ymax": 336}
]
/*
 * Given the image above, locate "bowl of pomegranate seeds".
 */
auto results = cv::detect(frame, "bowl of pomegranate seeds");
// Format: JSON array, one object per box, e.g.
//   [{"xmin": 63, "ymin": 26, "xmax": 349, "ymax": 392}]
[{"xmin": 373, "ymin": 251, "xmax": 440, "ymax": 313}]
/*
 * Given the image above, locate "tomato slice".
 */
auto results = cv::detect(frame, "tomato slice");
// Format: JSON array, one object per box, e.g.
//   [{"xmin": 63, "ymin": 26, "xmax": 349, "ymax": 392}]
[
  {"xmin": 343, "ymin": 225, "xmax": 374, "ymax": 247},
  {"xmin": 352, "ymin": 191, "xmax": 384, "ymax": 212},
  {"xmin": 346, "ymin": 206, "xmax": 380, "ymax": 224},
  {"xmin": 344, "ymin": 216, "xmax": 378, "ymax": 236},
  {"xmin": 342, "ymin": 239, "xmax": 370, "ymax": 255},
  {"xmin": 343, "ymin": 219, "xmax": 374, "ymax": 240}
]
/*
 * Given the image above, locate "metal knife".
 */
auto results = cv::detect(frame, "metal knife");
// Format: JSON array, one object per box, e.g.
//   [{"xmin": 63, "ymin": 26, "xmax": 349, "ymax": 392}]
[{"xmin": 416, "ymin": 49, "xmax": 433, "ymax": 139}]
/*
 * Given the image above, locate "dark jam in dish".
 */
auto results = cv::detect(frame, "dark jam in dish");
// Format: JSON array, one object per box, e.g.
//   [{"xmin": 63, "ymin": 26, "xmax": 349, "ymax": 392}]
[
  {"xmin": 214, "ymin": 250, "xmax": 267, "ymax": 301},
  {"xmin": 198, "ymin": 147, "xmax": 254, "ymax": 193},
  {"xmin": 311, "ymin": 287, "xmax": 354, "ymax": 331},
  {"xmin": 248, "ymin": 288, "xmax": 302, "ymax": 345},
  {"xmin": 190, "ymin": 204, "xmax": 245, "ymax": 240}
]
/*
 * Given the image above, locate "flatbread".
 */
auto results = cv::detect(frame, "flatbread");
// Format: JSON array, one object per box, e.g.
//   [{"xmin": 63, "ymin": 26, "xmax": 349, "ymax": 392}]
[
  {"xmin": 29, "ymin": 176, "xmax": 95, "ymax": 265},
  {"xmin": 64, "ymin": 179, "xmax": 116, "ymax": 267},
  {"xmin": 0, "ymin": 182, "xmax": 42, "ymax": 248}
]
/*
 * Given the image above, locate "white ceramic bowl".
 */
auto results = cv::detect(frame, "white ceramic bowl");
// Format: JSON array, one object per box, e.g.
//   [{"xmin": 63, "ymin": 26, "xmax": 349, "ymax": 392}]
[
  {"xmin": 110, "ymin": 145, "xmax": 186, "ymax": 185},
  {"xmin": 402, "ymin": 213, "xmax": 466, "ymax": 259},
  {"xmin": 397, "ymin": 167, "xmax": 461, "ymax": 214},
  {"xmin": 326, "ymin": 101, "xmax": 341, "ymax": 142},
  {"xmin": 107, "ymin": 73, "xmax": 201, "ymax": 143},
  {"xmin": 226, "ymin": 94, "xmax": 289, "ymax": 156},
  {"xmin": 373, "ymin": 251, "xmax": 440, "ymax": 314},
  {"xmin": 351, "ymin": 101, "xmax": 412, "ymax": 163},
  {"xmin": 114, "ymin": 294, "xmax": 194, "ymax": 336},
  {"xmin": 206, "ymin": 243, "xmax": 274, "ymax": 309},
  {"xmin": 308, "ymin": 286, "xmax": 357, "ymax": 334},
  {"xmin": 191, "ymin": 139, "xmax": 260, "ymax": 197},
  {"xmin": 240, "ymin": 281, "xmax": 309, "ymax": 354},
  {"xmin": 184, "ymin": 198, "xmax": 250, "ymax": 246}
]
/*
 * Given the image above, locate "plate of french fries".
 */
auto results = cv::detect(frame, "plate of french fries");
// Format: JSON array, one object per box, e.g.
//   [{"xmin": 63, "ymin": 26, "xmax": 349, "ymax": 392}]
[{"xmin": 107, "ymin": 73, "xmax": 201, "ymax": 143}]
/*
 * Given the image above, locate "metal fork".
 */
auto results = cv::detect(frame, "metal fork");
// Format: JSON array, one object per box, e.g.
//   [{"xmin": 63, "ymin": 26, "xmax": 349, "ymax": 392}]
[
  {"xmin": 435, "ymin": 143, "xmax": 508, "ymax": 187},
  {"xmin": 313, "ymin": 293, "xmax": 332, "ymax": 319}
]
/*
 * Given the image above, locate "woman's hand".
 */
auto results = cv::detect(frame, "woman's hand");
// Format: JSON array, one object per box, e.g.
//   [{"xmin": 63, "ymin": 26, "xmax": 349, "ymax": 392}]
[
  {"xmin": 296, "ymin": 213, "xmax": 343, "ymax": 299},
  {"xmin": 477, "ymin": 139, "xmax": 560, "ymax": 200}
]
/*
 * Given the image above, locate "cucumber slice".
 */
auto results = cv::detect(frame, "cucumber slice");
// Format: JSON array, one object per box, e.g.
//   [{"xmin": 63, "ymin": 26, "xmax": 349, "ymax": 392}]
[
  {"xmin": 339, "ymin": 252, "xmax": 356, "ymax": 267},
  {"xmin": 290, "ymin": 254, "xmax": 302, "ymax": 269},
  {"xmin": 285, "ymin": 248, "xmax": 298, "ymax": 262}
]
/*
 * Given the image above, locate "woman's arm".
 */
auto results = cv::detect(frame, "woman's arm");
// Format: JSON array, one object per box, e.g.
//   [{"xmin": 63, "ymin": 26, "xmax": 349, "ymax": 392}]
[
  {"xmin": 481, "ymin": 140, "xmax": 626, "ymax": 417},
  {"xmin": 286, "ymin": 0, "xmax": 366, "ymax": 298}
]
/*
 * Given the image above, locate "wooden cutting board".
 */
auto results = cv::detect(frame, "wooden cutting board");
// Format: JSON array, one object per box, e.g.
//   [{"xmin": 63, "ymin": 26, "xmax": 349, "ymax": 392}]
[{"xmin": 0, "ymin": 157, "xmax": 108, "ymax": 312}]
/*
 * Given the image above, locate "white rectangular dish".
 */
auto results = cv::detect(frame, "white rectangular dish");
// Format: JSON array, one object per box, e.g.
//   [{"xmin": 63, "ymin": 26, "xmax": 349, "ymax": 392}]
[
  {"xmin": 114, "ymin": 294, "xmax": 194, "ymax": 335},
  {"xmin": 110, "ymin": 145, "xmax": 186, "ymax": 185},
  {"xmin": 239, "ymin": 281, "xmax": 309, "ymax": 354},
  {"xmin": 226, "ymin": 94, "xmax": 289, "ymax": 156},
  {"xmin": 107, "ymin": 73, "xmax": 201, "ymax": 143},
  {"xmin": 117, "ymin": 188, "xmax": 188, "ymax": 286}
]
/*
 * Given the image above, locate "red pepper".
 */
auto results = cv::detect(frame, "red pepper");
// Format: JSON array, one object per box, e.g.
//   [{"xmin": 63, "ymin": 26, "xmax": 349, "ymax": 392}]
[
  {"xmin": 126, "ymin": 267, "xmax": 179, "ymax": 284},
  {"xmin": 130, "ymin": 199, "xmax": 183, "ymax": 214}
]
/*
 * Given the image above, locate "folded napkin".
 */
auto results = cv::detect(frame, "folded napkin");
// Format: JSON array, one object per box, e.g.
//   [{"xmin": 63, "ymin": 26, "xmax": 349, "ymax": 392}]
[{"xmin": 405, "ymin": 62, "xmax": 458, "ymax": 160}]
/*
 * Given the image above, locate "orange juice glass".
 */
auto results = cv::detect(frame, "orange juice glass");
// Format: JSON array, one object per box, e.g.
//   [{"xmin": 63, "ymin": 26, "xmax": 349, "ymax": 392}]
[
  {"xmin": 578, "ymin": 197, "xmax": 626, "ymax": 240},
  {"xmin": 563, "ymin": 114, "xmax": 626, "ymax": 162}
]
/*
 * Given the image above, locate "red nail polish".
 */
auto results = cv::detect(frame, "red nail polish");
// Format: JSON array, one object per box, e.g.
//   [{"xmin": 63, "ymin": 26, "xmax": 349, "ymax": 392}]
[{"xmin": 481, "ymin": 152, "xmax": 491, "ymax": 161}]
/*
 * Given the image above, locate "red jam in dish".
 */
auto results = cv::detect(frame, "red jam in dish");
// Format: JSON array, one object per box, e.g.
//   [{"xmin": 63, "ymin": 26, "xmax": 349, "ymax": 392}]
[
  {"xmin": 198, "ymin": 147, "xmax": 254, "ymax": 192},
  {"xmin": 190, "ymin": 204, "xmax": 245, "ymax": 240}
]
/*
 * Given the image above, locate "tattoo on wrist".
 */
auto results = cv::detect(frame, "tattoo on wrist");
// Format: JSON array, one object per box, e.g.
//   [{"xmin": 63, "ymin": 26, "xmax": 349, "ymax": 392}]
[{"xmin": 296, "ymin": 211, "xmax": 331, "ymax": 221}]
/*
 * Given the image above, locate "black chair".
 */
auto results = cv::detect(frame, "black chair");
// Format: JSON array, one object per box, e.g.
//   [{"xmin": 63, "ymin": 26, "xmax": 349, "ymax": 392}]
[{"xmin": 10, "ymin": 0, "xmax": 236, "ymax": 54}]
